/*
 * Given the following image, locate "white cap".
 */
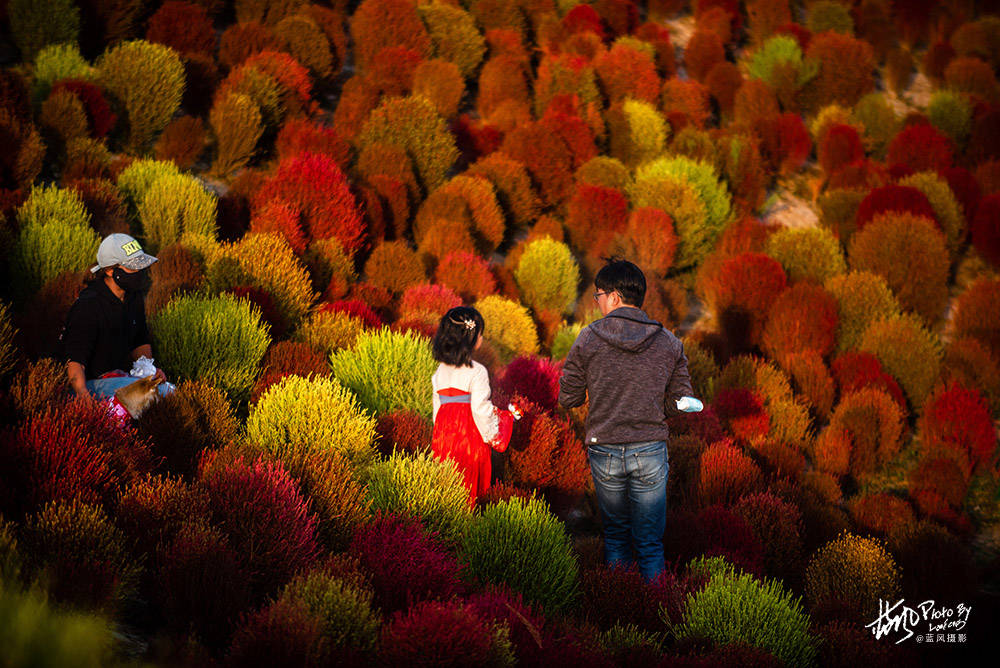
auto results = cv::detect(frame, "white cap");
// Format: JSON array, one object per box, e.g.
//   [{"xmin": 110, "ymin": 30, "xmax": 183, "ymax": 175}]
[{"xmin": 90, "ymin": 233, "xmax": 158, "ymax": 273}]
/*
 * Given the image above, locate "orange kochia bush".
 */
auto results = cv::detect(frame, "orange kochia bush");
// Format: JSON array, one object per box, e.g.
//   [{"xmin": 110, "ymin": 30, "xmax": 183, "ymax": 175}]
[
  {"xmin": 761, "ymin": 283, "xmax": 839, "ymax": 362},
  {"xmin": 700, "ymin": 252, "xmax": 788, "ymax": 344},
  {"xmin": 805, "ymin": 31, "xmax": 875, "ymax": 109}
]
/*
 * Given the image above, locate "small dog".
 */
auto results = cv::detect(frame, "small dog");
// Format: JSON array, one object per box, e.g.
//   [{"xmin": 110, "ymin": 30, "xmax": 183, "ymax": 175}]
[{"xmin": 114, "ymin": 375, "xmax": 163, "ymax": 419}]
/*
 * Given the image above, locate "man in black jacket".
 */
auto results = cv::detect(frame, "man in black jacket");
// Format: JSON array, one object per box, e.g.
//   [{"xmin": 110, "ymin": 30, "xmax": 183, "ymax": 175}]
[
  {"xmin": 558, "ymin": 259, "xmax": 694, "ymax": 581},
  {"xmin": 60, "ymin": 233, "xmax": 169, "ymax": 401}
]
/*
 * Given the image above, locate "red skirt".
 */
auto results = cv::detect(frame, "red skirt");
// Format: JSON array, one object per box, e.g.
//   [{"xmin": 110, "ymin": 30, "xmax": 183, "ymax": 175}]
[{"xmin": 432, "ymin": 388, "xmax": 513, "ymax": 506}]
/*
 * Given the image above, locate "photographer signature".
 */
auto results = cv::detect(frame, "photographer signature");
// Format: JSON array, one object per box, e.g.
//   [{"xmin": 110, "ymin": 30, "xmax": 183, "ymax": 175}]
[{"xmin": 866, "ymin": 599, "xmax": 972, "ymax": 644}]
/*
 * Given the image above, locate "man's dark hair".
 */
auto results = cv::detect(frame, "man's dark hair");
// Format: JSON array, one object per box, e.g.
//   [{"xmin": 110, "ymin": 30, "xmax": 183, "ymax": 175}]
[
  {"xmin": 595, "ymin": 258, "xmax": 646, "ymax": 308},
  {"xmin": 432, "ymin": 306, "xmax": 485, "ymax": 367}
]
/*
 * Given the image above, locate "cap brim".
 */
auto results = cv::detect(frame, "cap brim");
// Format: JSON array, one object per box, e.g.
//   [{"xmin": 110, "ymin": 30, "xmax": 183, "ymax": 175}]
[{"xmin": 119, "ymin": 253, "xmax": 158, "ymax": 271}]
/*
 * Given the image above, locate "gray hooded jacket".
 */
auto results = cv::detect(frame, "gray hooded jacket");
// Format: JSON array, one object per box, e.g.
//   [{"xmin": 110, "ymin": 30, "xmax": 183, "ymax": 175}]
[{"xmin": 558, "ymin": 306, "xmax": 693, "ymax": 445}]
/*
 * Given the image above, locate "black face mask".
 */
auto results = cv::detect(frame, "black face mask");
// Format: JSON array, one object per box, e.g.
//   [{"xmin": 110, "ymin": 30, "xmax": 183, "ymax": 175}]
[{"xmin": 112, "ymin": 267, "xmax": 151, "ymax": 293}]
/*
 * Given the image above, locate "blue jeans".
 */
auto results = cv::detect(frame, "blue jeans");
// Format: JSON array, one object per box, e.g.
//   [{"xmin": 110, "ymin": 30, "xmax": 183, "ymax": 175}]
[
  {"xmin": 588, "ymin": 440, "xmax": 668, "ymax": 581},
  {"xmin": 85, "ymin": 376, "xmax": 174, "ymax": 400}
]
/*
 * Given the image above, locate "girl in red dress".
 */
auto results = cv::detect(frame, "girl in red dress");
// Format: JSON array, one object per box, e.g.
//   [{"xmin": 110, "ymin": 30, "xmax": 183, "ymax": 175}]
[{"xmin": 431, "ymin": 307, "xmax": 516, "ymax": 507}]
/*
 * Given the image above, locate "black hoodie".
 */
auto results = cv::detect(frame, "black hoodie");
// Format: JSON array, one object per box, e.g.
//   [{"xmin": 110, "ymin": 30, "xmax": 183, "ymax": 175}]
[{"xmin": 558, "ymin": 306, "xmax": 693, "ymax": 446}]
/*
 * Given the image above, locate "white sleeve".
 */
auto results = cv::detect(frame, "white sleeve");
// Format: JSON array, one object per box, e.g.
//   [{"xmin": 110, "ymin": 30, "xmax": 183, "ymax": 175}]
[
  {"xmin": 432, "ymin": 368, "xmax": 440, "ymax": 422},
  {"xmin": 469, "ymin": 363, "xmax": 499, "ymax": 443}
]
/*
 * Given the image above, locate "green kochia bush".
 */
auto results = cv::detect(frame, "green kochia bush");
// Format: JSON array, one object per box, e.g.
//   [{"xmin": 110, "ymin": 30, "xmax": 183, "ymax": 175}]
[
  {"xmin": 330, "ymin": 327, "xmax": 436, "ymax": 418},
  {"xmin": 137, "ymin": 173, "xmax": 217, "ymax": 253},
  {"xmin": 747, "ymin": 36, "xmax": 819, "ymax": 91},
  {"xmin": 365, "ymin": 451, "xmax": 472, "ymax": 544},
  {"xmin": 151, "ymin": 293, "xmax": 271, "ymax": 402},
  {"xmin": 116, "ymin": 159, "xmax": 181, "ymax": 212},
  {"xmin": 13, "ymin": 185, "xmax": 99, "ymax": 296},
  {"xmin": 33, "ymin": 43, "xmax": 92, "ymax": 102},
  {"xmin": 462, "ymin": 497, "xmax": 579, "ymax": 613},
  {"xmin": 0, "ymin": 582, "xmax": 115, "ymax": 668},
  {"xmin": 673, "ymin": 570, "xmax": 818, "ymax": 668},
  {"xmin": 246, "ymin": 374, "xmax": 379, "ymax": 472}
]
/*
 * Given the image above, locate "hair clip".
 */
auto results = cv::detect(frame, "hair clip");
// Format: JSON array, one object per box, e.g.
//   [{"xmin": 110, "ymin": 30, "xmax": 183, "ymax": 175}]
[{"xmin": 463, "ymin": 318, "xmax": 475, "ymax": 330}]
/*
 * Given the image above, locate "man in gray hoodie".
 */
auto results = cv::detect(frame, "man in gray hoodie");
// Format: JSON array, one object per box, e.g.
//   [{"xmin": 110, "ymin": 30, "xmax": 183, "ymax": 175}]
[{"xmin": 558, "ymin": 259, "xmax": 694, "ymax": 581}]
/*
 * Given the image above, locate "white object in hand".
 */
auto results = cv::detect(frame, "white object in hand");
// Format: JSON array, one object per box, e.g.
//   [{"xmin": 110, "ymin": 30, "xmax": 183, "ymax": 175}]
[
  {"xmin": 130, "ymin": 356, "xmax": 157, "ymax": 378},
  {"xmin": 675, "ymin": 396, "xmax": 704, "ymax": 412}
]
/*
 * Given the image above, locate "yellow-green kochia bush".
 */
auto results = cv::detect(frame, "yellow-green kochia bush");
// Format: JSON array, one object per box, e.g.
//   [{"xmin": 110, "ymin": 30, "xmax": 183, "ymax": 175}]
[
  {"xmin": 8, "ymin": 0, "xmax": 80, "ymax": 63},
  {"xmin": 365, "ymin": 451, "xmax": 472, "ymax": 544},
  {"xmin": 461, "ymin": 496, "xmax": 579, "ymax": 613},
  {"xmin": 116, "ymin": 158, "xmax": 181, "ymax": 212},
  {"xmin": 514, "ymin": 238, "xmax": 580, "ymax": 315},
  {"xmin": 137, "ymin": 173, "xmax": 218, "ymax": 254},
  {"xmin": 330, "ymin": 327, "xmax": 436, "ymax": 418},
  {"xmin": 96, "ymin": 40, "xmax": 185, "ymax": 152},
  {"xmin": 473, "ymin": 295, "xmax": 540, "ymax": 364},
  {"xmin": 151, "ymin": 293, "xmax": 271, "ymax": 402},
  {"xmin": 32, "ymin": 43, "xmax": 92, "ymax": 102},
  {"xmin": 246, "ymin": 374, "xmax": 379, "ymax": 473}
]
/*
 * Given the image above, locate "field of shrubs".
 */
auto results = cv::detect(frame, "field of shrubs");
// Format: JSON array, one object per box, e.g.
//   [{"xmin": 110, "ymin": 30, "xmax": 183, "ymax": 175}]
[{"xmin": 0, "ymin": 0, "xmax": 998, "ymax": 666}]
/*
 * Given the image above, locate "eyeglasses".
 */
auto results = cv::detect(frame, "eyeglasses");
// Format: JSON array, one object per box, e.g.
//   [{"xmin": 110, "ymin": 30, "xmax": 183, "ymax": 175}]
[{"xmin": 593, "ymin": 291, "xmax": 609, "ymax": 301}]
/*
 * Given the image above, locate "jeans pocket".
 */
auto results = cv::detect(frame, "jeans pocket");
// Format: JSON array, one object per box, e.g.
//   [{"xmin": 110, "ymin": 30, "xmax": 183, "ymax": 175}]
[
  {"xmin": 631, "ymin": 444, "xmax": 667, "ymax": 487},
  {"xmin": 588, "ymin": 447, "xmax": 615, "ymax": 482}
]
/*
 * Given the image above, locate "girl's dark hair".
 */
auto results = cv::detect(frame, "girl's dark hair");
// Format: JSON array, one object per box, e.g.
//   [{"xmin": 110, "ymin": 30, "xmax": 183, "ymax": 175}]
[
  {"xmin": 595, "ymin": 257, "xmax": 646, "ymax": 307},
  {"xmin": 432, "ymin": 306, "xmax": 484, "ymax": 367}
]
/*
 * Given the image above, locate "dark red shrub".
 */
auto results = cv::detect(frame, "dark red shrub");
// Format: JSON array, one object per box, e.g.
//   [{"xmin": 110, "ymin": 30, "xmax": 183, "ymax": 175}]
[
  {"xmin": 156, "ymin": 520, "xmax": 253, "ymax": 649},
  {"xmin": 374, "ymin": 409, "xmax": 433, "ymax": 457},
  {"xmin": 922, "ymin": 41, "xmax": 956, "ymax": 84},
  {"xmin": 698, "ymin": 438, "xmax": 766, "ymax": 507},
  {"xmin": 219, "ymin": 21, "xmax": 278, "ymax": 70},
  {"xmin": 847, "ymin": 492, "xmax": 915, "ymax": 537},
  {"xmin": 253, "ymin": 153, "xmax": 365, "ymax": 253},
  {"xmin": 776, "ymin": 22, "xmax": 811, "ymax": 51},
  {"xmin": 467, "ymin": 586, "xmax": 548, "ymax": 667},
  {"xmin": 579, "ymin": 564, "xmax": 675, "ymax": 633},
  {"xmin": 494, "ymin": 356, "xmax": 562, "ymax": 413},
  {"xmin": 918, "ymin": 381, "xmax": 996, "ymax": 476},
  {"xmin": 711, "ymin": 388, "xmax": 770, "ymax": 441},
  {"xmin": 379, "ymin": 600, "xmax": 495, "ymax": 667},
  {"xmin": 887, "ymin": 123, "xmax": 954, "ymax": 173},
  {"xmin": 970, "ymin": 193, "xmax": 1000, "ymax": 268},
  {"xmin": 566, "ymin": 183, "xmax": 630, "ymax": 257},
  {"xmin": 967, "ymin": 106, "xmax": 1000, "ymax": 165},
  {"xmin": 146, "ymin": 1, "xmax": 216, "ymax": 57},
  {"xmin": 667, "ymin": 406, "xmax": 726, "ymax": 447},
  {"xmin": 198, "ymin": 449, "xmax": 320, "ymax": 599},
  {"xmin": 732, "ymin": 491, "xmax": 804, "ymax": 583},
  {"xmin": 854, "ymin": 184, "xmax": 939, "ymax": 231},
  {"xmin": 939, "ymin": 165, "xmax": 981, "ymax": 223},
  {"xmin": 0, "ymin": 397, "xmax": 153, "ymax": 516},
  {"xmin": 226, "ymin": 285, "xmax": 287, "ymax": 338},
  {"xmin": 349, "ymin": 513, "xmax": 464, "ymax": 614},
  {"xmin": 888, "ymin": 520, "xmax": 977, "ymax": 603},
  {"xmin": 830, "ymin": 352, "xmax": 907, "ymax": 409},
  {"xmin": 227, "ymin": 598, "xmax": 329, "ymax": 668},
  {"xmin": 819, "ymin": 124, "xmax": 865, "ymax": 177},
  {"xmin": 684, "ymin": 29, "xmax": 726, "ymax": 82},
  {"xmin": 117, "ymin": 474, "xmax": 211, "ymax": 557},
  {"xmin": 908, "ymin": 454, "xmax": 969, "ymax": 509},
  {"xmin": 369, "ymin": 46, "xmax": 421, "ymax": 96},
  {"xmin": 562, "ymin": 4, "xmax": 605, "ymax": 39},
  {"xmin": 634, "ymin": 22, "xmax": 676, "ymax": 77},
  {"xmin": 262, "ymin": 341, "xmax": 328, "ymax": 377},
  {"xmin": 663, "ymin": 506, "xmax": 765, "ymax": 578},
  {"xmin": 50, "ymin": 80, "xmax": 116, "ymax": 138}
]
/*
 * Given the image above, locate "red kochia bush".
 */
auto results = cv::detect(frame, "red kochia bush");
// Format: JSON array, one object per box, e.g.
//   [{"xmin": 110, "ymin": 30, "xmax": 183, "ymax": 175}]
[
  {"xmin": 198, "ymin": 449, "xmax": 320, "ymax": 599},
  {"xmin": 579, "ymin": 565, "xmax": 678, "ymax": 633},
  {"xmin": 819, "ymin": 124, "xmax": 865, "ymax": 177},
  {"xmin": 507, "ymin": 398, "xmax": 591, "ymax": 495},
  {"xmin": 379, "ymin": 600, "xmax": 495, "ymax": 667},
  {"xmin": 500, "ymin": 120, "xmax": 577, "ymax": 206},
  {"xmin": 467, "ymin": 586, "xmax": 548, "ymax": 666},
  {"xmin": 663, "ymin": 506, "xmax": 765, "ymax": 577},
  {"xmin": 250, "ymin": 199, "xmax": 307, "ymax": 254},
  {"xmin": 732, "ymin": 491, "xmax": 805, "ymax": 582},
  {"xmin": 847, "ymin": 492, "xmax": 915, "ymax": 537},
  {"xmin": 146, "ymin": 1, "xmax": 216, "ymax": 57},
  {"xmin": 374, "ymin": 409, "xmax": 433, "ymax": 457},
  {"xmin": 349, "ymin": 513, "xmax": 465, "ymax": 614},
  {"xmin": 939, "ymin": 166, "xmax": 981, "ymax": 224},
  {"xmin": 242, "ymin": 51, "xmax": 315, "ymax": 116},
  {"xmin": 320, "ymin": 300, "xmax": 383, "ymax": 330},
  {"xmin": 399, "ymin": 283, "xmax": 462, "ymax": 325},
  {"xmin": 854, "ymin": 184, "xmax": 938, "ymax": 231},
  {"xmin": 698, "ymin": 439, "xmax": 765, "ymax": 505},
  {"xmin": 594, "ymin": 42, "xmax": 660, "ymax": 104},
  {"xmin": 254, "ymin": 153, "xmax": 365, "ymax": 253},
  {"xmin": 275, "ymin": 118, "xmax": 351, "ymax": 168},
  {"xmin": 712, "ymin": 388, "xmax": 770, "ymax": 441},
  {"xmin": 227, "ymin": 598, "xmax": 329, "ymax": 668},
  {"xmin": 50, "ymin": 80, "xmax": 116, "ymax": 138},
  {"xmin": 494, "ymin": 356, "xmax": 562, "ymax": 413},
  {"xmin": 971, "ymin": 193, "xmax": 1000, "ymax": 268},
  {"xmin": 918, "ymin": 382, "xmax": 996, "ymax": 476},
  {"xmin": 0, "ymin": 397, "xmax": 153, "ymax": 516},
  {"xmin": 685, "ymin": 29, "xmax": 726, "ymax": 82},
  {"xmin": 831, "ymin": 352, "xmax": 907, "ymax": 409},
  {"xmin": 158, "ymin": 521, "xmax": 253, "ymax": 650},
  {"xmin": 562, "ymin": 4, "xmax": 606, "ymax": 39},
  {"xmin": 886, "ymin": 123, "xmax": 954, "ymax": 173}
]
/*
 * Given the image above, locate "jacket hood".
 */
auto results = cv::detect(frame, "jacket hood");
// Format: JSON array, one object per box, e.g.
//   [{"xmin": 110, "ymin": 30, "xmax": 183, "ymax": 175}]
[{"xmin": 588, "ymin": 307, "xmax": 664, "ymax": 353}]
